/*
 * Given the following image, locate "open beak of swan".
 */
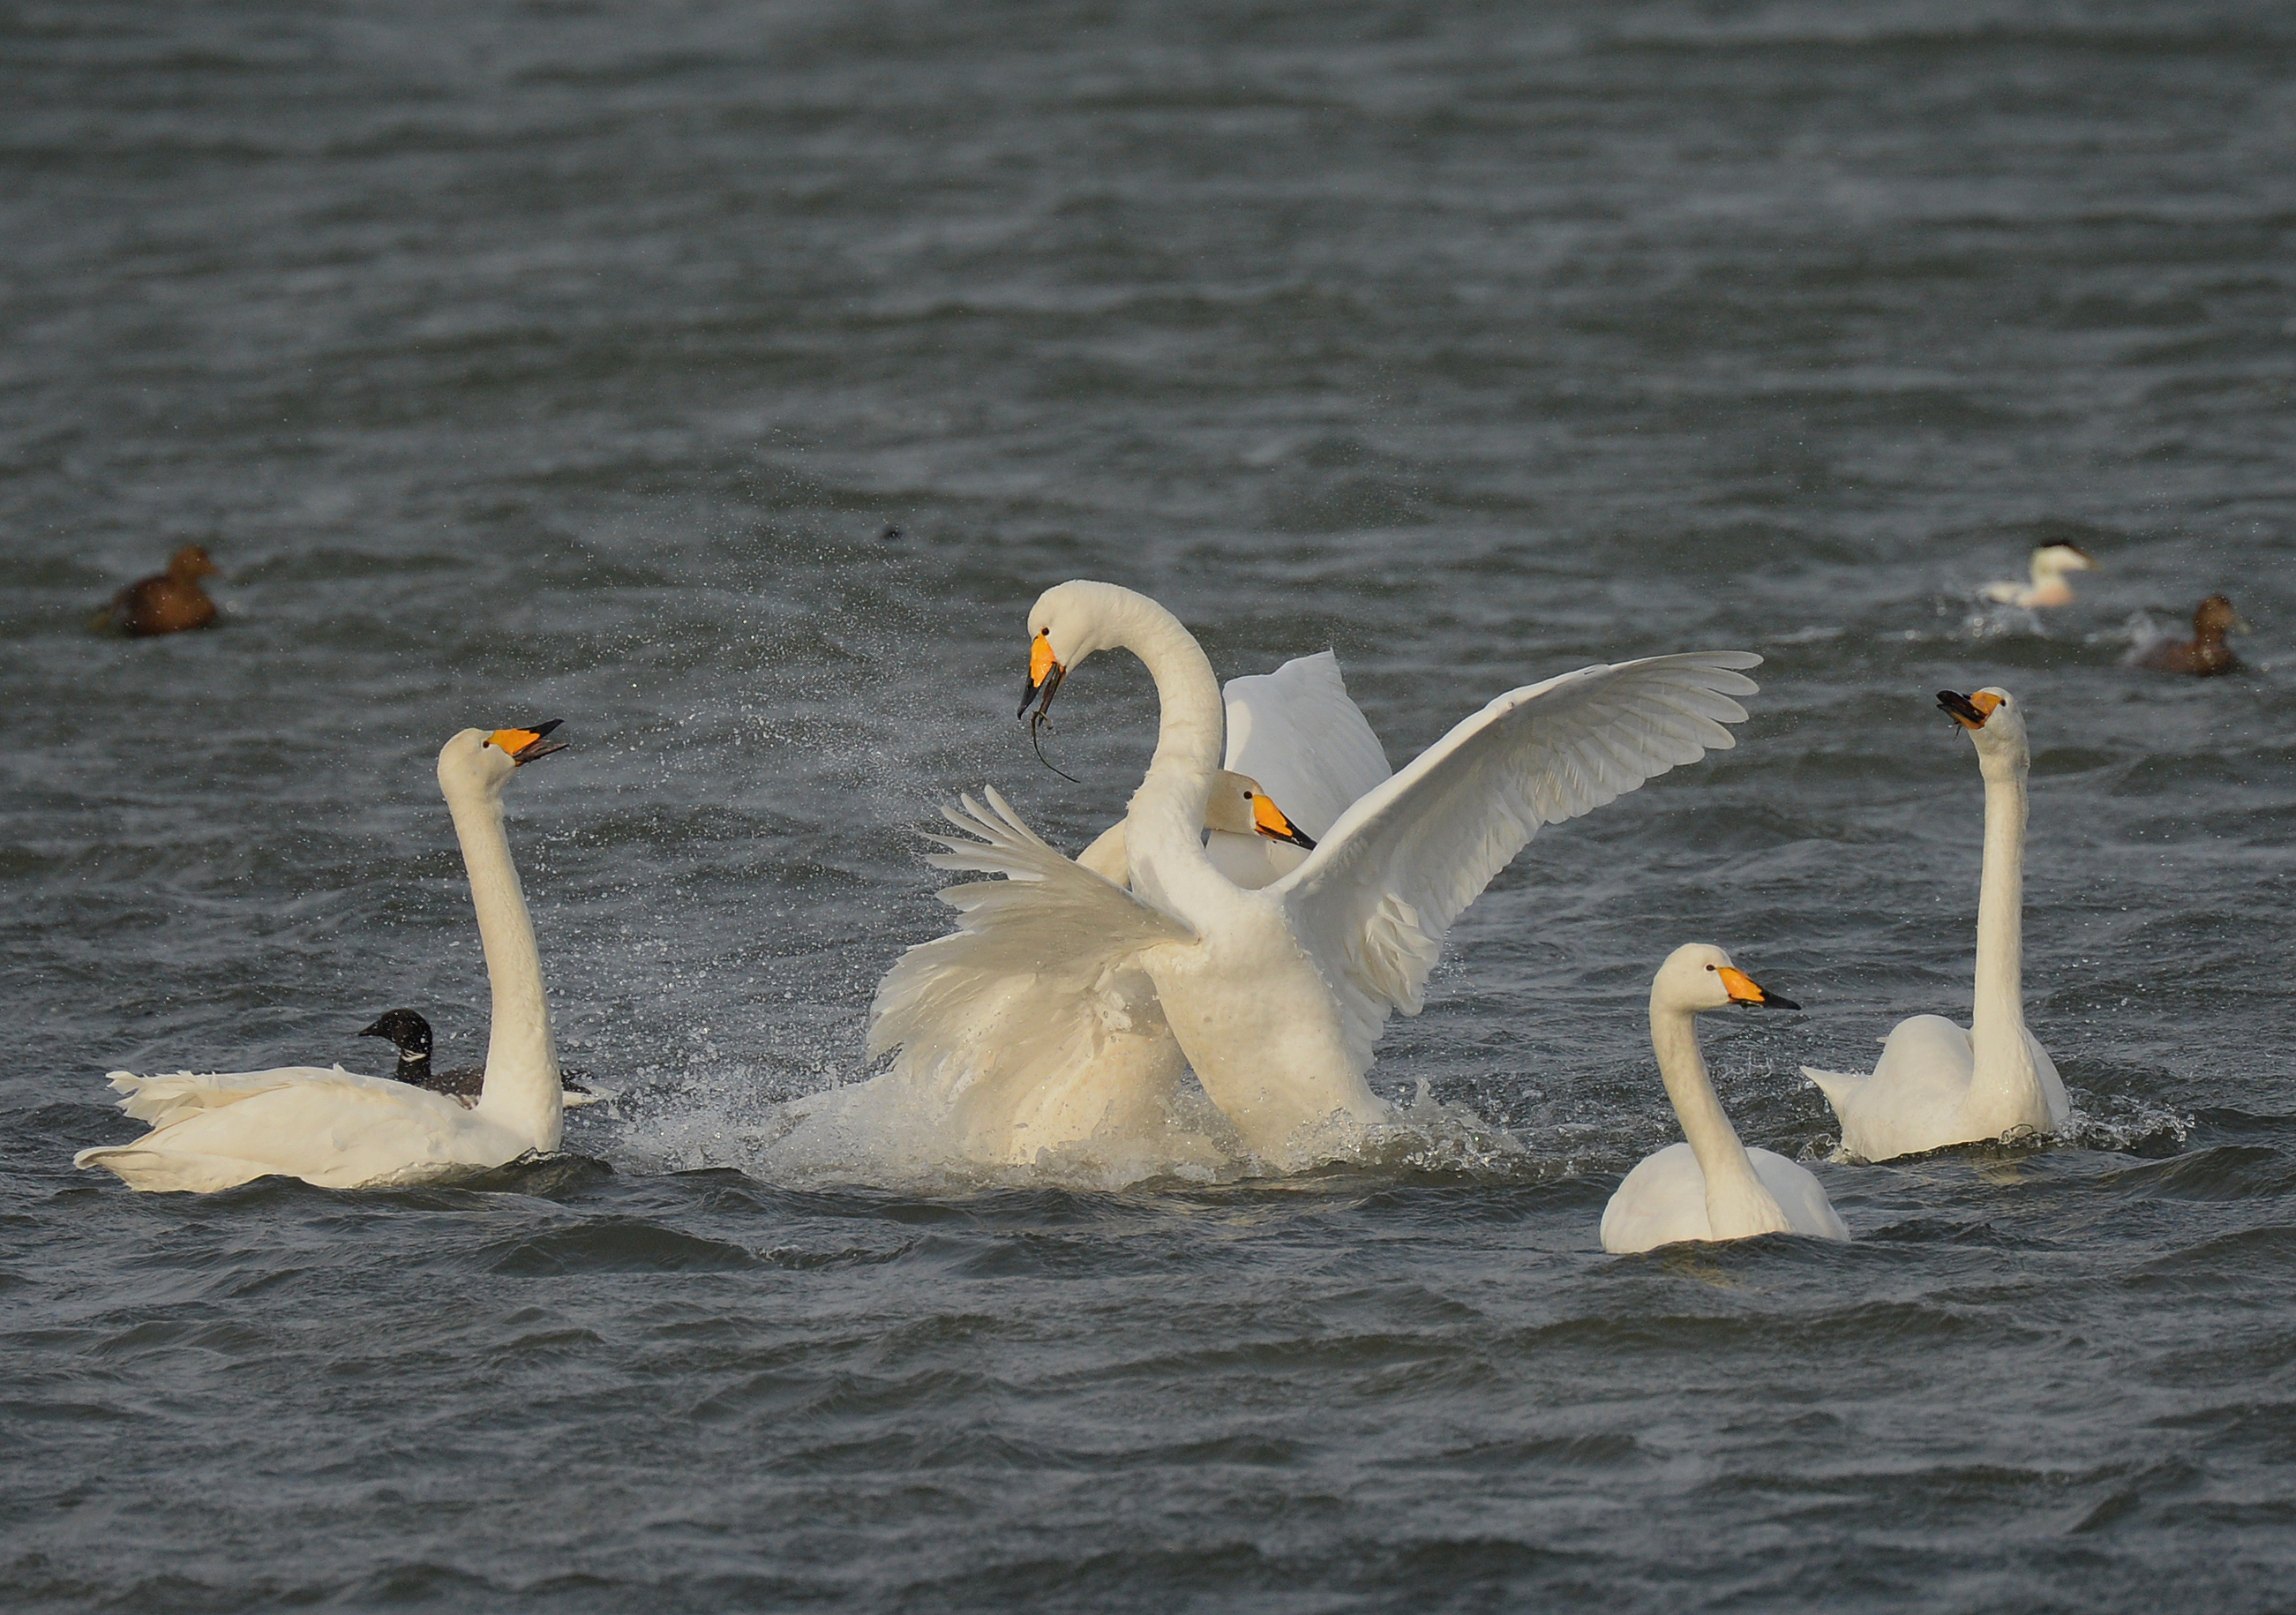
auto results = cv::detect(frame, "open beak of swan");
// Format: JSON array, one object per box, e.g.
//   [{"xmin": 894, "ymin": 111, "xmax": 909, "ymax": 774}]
[
  {"xmin": 1019, "ymin": 629, "xmax": 1067, "ymax": 722},
  {"xmin": 1246, "ymin": 788, "xmax": 1317, "ymax": 851},
  {"xmin": 489, "ymin": 720, "xmax": 567, "ymax": 764},
  {"xmin": 1937, "ymin": 689, "xmax": 2002, "ymax": 731},
  {"xmin": 1717, "ymin": 965, "xmax": 1799, "ymax": 1011}
]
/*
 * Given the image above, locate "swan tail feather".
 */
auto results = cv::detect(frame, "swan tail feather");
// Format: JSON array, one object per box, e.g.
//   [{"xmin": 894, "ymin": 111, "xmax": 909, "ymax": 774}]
[{"xmin": 1801, "ymin": 1064, "xmax": 1870, "ymax": 1114}]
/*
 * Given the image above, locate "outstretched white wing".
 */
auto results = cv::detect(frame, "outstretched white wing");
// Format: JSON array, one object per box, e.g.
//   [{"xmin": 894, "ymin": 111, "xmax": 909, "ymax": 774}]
[
  {"xmin": 1272, "ymin": 651, "xmax": 1760, "ymax": 1051},
  {"xmin": 1223, "ymin": 651, "xmax": 1392, "ymax": 840},
  {"xmin": 863, "ymin": 789, "xmax": 1198, "ymax": 1156}
]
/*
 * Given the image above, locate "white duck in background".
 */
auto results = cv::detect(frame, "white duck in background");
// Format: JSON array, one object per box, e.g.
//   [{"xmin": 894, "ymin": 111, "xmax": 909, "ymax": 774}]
[
  {"xmin": 1801, "ymin": 689, "xmax": 2069, "ymax": 1161},
  {"xmin": 1601, "ymin": 944, "xmax": 1845, "ymax": 1254},
  {"xmin": 76, "ymin": 724, "xmax": 574, "ymax": 1192},
  {"xmin": 873, "ymin": 581, "xmax": 1760, "ymax": 1167},
  {"xmin": 1981, "ymin": 544, "xmax": 2093, "ymax": 609}
]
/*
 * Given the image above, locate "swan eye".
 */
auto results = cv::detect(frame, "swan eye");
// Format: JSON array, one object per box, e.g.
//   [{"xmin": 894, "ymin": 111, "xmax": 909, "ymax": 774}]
[{"xmin": 1705, "ymin": 964, "xmax": 1716, "ymax": 971}]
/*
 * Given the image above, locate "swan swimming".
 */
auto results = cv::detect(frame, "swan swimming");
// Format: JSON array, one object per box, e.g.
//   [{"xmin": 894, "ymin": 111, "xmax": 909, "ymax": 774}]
[
  {"xmin": 1600, "ymin": 944, "xmax": 1844, "ymax": 1253},
  {"xmin": 1801, "ymin": 689, "xmax": 2069, "ymax": 1161},
  {"xmin": 75, "ymin": 724, "xmax": 574, "ymax": 1192},
  {"xmin": 1980, "ymin": 543, "xmax": 2092, "ymax": 609},
  {"xmin": 874, "ymin": 581, "xmax": 1760, "ymax": 1167}
]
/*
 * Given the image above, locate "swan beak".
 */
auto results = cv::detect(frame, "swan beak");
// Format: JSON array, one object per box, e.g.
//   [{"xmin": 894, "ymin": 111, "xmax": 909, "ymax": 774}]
[
  {"xmin": 1937, "ymin": 689, "xmax": 2000, "ymax": 730},
  {"xmin": 1249, "ymin": 790, "xmax": 1317, "ymax": 851},
  {"xmin": 1719, "ymin": 966, "xmax": 1798, "ymax": 1011},
  {"xmin": 1019, "ymin": 630, "xmax": 1066, "ymax": 722},
  {"xmin": 491, "ymin": 720, "xmax": 567, "ymax": 763}
]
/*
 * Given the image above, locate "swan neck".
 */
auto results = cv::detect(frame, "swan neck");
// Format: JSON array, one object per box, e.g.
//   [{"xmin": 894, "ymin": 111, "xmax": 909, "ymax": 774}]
[
  {"xmin": 443, "ymin": 777, "xmax": 562, "ymax": 1151},
  {"xmin": 1111, "ymin": 594, "xmax": 1228, "ymax": 912},
  {"xmin": 1651, "ymin": 998, "xmax": 1781, "ymax": 1237},
  {"xmin": 1967, "ymin": 748, "xmax": 2031, "ymax": 1108}
]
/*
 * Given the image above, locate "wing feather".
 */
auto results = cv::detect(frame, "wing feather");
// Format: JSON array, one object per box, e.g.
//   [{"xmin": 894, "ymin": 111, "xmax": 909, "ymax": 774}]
[
  {"xmin": 866, "ymin": 788, "xmax": 1196, "ymax": 1116},
  {"xmin": 1275, "ymin": 652, "xmax": 1760, "ymax": 1050}
]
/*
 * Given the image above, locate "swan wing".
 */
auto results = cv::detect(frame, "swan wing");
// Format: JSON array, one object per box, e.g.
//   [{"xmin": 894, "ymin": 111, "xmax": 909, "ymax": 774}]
[
  {"xmin": 102, "ymin": 1064, "xmax": 401, "ymax": 1129},
  {"xmin": 1272, "ymin": 652, "xmax": 1760, "ymax": 1050},
  {"xmin": 866, "ymin": 789, "xmax": 1197, "ymax": 1138},
  {"xmin": 1222, "ymin": 650, "xmax": 1392, "ymax": 840}
]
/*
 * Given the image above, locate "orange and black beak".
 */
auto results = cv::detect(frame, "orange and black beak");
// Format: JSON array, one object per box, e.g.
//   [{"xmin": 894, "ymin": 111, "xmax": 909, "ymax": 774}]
[
  {"xmin": 1247, "ymin": 789, "xmax": 1317, "ymax": 852},
  {"xmin": 489, "ymin": 720, "xmax": 566, "ymax": 763},
  {"xmin": 1019, "ymin": 629, "xmax": 1067, "ymax": 723},
  {"xmin": 1937, "ymin": 689, "xmax": 2001, "ymax": 731},
  {"xmin": 1718, "ymin": 965, "xmax": 1798, "ymax": 1011}
]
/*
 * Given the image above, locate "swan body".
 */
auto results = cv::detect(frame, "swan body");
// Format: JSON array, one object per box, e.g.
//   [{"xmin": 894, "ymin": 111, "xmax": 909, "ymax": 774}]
[
  {"xmin": 1801, "ymin": 689, "xmax": 2069, "ymax": 1161},
  {"xmin": 75, "ymin": 725, "xmax": 573, "ymax": 1192},
  {"xmin": 877, "ymin": 582, "xmax": 1760, "ymax": 1167},
  {"xmin": 1980, "ymin": 543, "xmax": 2092, "ymax": 608},
  {"xmin": 1601, "ymin": 945, "xmax": 1846, "ymax": 1253}
]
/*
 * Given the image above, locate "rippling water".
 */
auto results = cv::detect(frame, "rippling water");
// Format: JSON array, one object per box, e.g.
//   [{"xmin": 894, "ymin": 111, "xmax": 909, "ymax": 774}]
[{"xmin": 6, "ymin": 1, "xmax": 2295, "ymax": 1608}]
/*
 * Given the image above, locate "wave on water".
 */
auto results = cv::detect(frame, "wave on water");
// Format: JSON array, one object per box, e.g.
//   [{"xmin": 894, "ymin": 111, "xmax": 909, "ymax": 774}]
[{"xmin": 607, "ymin": 1063, "xmax": 1529, "ymax": 1193}]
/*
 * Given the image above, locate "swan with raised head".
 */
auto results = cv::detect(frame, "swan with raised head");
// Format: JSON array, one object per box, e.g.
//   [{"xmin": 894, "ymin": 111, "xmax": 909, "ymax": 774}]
[
  {"xmin": 1801, "ymin": 689, "xmax": 2069, "ymax": 1161},
  {"xmin": 75, "ymin": 724, "xmax": 574, "ymax": 1192},
  {"xmin": 1981, "ymin": 543, "xmax": 2092, "ymax": 609},
  {"xmin": 874, "ymin": 581, "xmax": 1760, "ymax": 1167},
  {"xmin": 1601, "ymin": 944, "xmax": 1845, "ymax": 1254}
]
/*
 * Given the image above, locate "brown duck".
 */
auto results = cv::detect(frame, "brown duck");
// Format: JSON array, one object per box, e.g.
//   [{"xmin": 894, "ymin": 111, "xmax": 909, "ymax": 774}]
[
  {"xmin": 101, "ymin": 545, "xmax": 222, "ymax": 636},
  {"xmin": 2133, "ymin": 594, "xmax": 2248, "ymax": 676}
]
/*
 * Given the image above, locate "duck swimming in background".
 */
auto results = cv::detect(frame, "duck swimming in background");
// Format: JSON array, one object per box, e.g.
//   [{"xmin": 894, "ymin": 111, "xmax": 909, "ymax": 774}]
[
  {"xmin": 358, "ymin": 1009, "xmax": 597, "ymax": 1108},
  {"xmin": 2130, "ymin": 594, "xmax": 2249, "ymax": 676},
  {"xmin": 1980, "ymin": 543, "xmax": 2092, "ymax": 609},
  {"xmin": 99, "ymin": 545, "xmax": 223, "ymax": 635},
  {"xmin": 1802, "ymin": 689, "xmax": 2070, "ymax": 1161},
  {"xmin": 76, "ymin": 723, "xmax": 574, "ymax": 1192},
  {"xmin": 1600, "ymin": 944, "xmax": 1845, "ymax": 1255}
]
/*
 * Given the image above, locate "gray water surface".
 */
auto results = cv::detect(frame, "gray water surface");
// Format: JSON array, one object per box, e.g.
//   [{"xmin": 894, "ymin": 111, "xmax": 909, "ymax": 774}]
[{"xmin": 5, "ymin": 2, "xmax": 2296, "ymax": 1609}]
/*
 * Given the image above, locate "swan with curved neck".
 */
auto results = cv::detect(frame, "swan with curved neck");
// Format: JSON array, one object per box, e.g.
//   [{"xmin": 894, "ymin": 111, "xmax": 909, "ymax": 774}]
[
  {"xmin": 74, "ymin": 724, "xmax": 572, "ymax": 1192},
  {"xmin": 872, "ymin": 582, "xmax": 1758, "ymax": 1167},
  {"xmin": 1601, "ymin": 944, "xmax": 1846, "ymax": 1253},
  {"xmin": 1802, "ymin": 688, "xmax": 2068, "ymax": 1161}
]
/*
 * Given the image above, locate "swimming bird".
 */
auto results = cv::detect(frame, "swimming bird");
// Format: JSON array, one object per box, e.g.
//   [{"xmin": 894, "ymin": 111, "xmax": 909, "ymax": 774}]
[
  {"xmin": 100, "ymin": 545, "xmax": 223, "ymax": 636},
  {"xmin": 357, "ymin": 1008, "xmax": 597, "ymax": 1108},
  {"xmin": 2130, "ymin": 594, "xmax": 2248, "ymax": 676},
  {"xmin": 75, "ymin": 723, "xmax": 574, "ymax": 1192},
  {"xmin": 874, "ymin": 582, "xmax": 1759, "ymax": 1167},
  {"xmin": 1980, "ymin": 543, "xmax": 2092, "ymax": 609},
  {"xmin": 1600, "ymin": 944, "xmax": 1844, "ymax": 1254},
  {"xmin": 1801, "ymin": 690, "xmax": 2069, "ymax": 1161}
]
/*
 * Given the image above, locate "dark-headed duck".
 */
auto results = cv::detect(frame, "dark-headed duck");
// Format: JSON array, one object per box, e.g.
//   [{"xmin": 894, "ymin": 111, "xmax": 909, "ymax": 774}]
[
  {"xmin": 103, "ymin": 545, "xmax": 222, "ymax": 636},
  {"xmin": 2133, "ymin": 594, "xmax": 2249, "ymax": 677},
  {"xmin": 358, "ymin": 1009, "xmax": 597, "ymax": 1108}
]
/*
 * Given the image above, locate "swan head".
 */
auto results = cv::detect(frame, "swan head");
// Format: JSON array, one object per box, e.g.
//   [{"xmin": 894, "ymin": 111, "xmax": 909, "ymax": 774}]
[
  {"xmin": 359, "ymin": 1009, "xmax": 433, "ymax": 1065},
  {"xmin": 1203, "ymin": 770, "xmax": 1317, "ymax": 850},
  {"xmin": 1020, "ymin": 580, "xmax": 1142, "ymax": 723},
  {"xmin": 437, "ymin": 721, "xmax": 568, "ymax": 798},
  {"xmin": 1654, "ymin": 943, "xmax": 1799, "ymax": 1016},
  {"xmin": 1936, "ymin": 687, "xmax": 2029, "ymax": 762},
  {"xmin": 2030, "ymin": 543, "xmax": 2092, "ymax": 582}
]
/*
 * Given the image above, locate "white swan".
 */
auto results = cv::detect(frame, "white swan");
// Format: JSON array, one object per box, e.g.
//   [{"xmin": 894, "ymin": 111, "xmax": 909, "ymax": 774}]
[
  {"xmin": 1981, "ymin": 543, "xmax": 2092, "ymax": 608},
  {"xmin": 1077, "ymin": 650, "xmax": 1390, "ymax": 890},
  {"xmin": 874, "ymin": 581, "xmax": 1760, "ymax": 1167},
  {"xmin": 1801, "ymin": 689, "xmax": 2070, "ymax": 1161},
  {"xmin": 74, "ymin": 725, "xmax": 573, "ymax": 1192},
  {"xmin": 1600, "ymin": 944, "xmax": 1846, "ymax": 1253}
]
